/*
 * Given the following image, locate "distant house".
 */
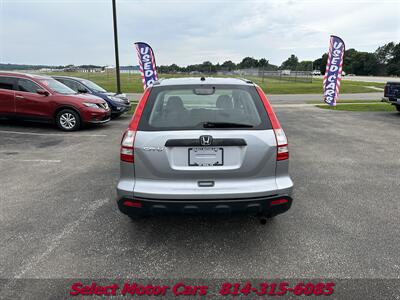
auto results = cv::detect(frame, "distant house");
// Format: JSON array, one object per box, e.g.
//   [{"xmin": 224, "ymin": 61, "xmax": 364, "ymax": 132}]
[
  {"xmin": 64, "ymin": 66, "xmax": 78, "ymax": 72},
  {"xmin": 120, "ymin": 65, "xmax": 141, "ymax": 74},
  {"xmin": 78, "ymin": 65, "xmax": 103, "ymax": 72}
]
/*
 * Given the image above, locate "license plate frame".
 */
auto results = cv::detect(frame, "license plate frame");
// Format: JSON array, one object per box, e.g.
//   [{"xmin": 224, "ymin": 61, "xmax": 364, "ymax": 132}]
[{"xmin": 188, "ymin": 147, "xmax": 224, "ymax": 166}]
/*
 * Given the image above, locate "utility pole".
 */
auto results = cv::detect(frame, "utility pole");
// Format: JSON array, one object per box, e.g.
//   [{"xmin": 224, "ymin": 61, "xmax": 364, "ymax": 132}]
[
  {"xmin": 112, "ymin": 0, "xmax": 121, "ymax": 94},
  {"xmin": 311, "ymin": 60, "xmax": 313, "ymax": 83}
]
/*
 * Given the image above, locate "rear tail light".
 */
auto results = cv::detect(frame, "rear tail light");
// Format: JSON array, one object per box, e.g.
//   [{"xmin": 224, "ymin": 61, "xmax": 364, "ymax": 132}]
[
  {"xmin": 256, "ymin": 86, "xmax": 289, "ymax": 161},
  {"xmin": 274, "ymin": 128, "xmax": 289, "ymax": 161},
  {"xmin": 120, "ymin": 88, "xmax": 151, "ymax": 163},
  {"xmin": 120, "ymin": 130, "xmax": 135, "ymax": 162},
  {"xmin": 123, "ymin": 200, "xmax": 142, "ymax": 208},
  {"xmin": 270, "ymin": 198, "xmax": 289, "ymax": 206}
]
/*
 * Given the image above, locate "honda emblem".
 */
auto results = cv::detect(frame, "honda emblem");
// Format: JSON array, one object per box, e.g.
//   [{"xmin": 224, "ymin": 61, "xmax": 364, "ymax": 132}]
[{"xmin": 200, "ymin": 135, "xmax": 213, "ymax": 146}]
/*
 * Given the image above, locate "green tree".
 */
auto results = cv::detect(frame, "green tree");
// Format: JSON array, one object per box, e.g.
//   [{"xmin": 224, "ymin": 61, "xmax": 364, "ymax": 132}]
[
  {"xmin": 343, "ymin": 48, "xmax": 358, "ymax": 74},
  {"xmin": 313, "ymin": 56, "xmax": 322, "ymax": 72},
  {"xmin": 375, "ymin": 42, "xmax": 395, "ymax": 64},
  {"xmin": 298, "ymin": 60, "xmax": 312, "ymax": 71},
  {"xmin": 386, "ymin": 43, "xmax": 400, "ymax": 76},
  {"xmin": 345, "ymin": 50, "xmax": 380, "ymax": 75},
  {"xmin": 238, "ymin": 57, "xmax": 259, "ymax": 69},
  {"xmin": 221, "ymin": 60, "xmax": 236, "ymax": 71},
  {"xmin": 280, "ymin": 54, "xmax": 299, "ymax": 70},
  {"xmin": 258, "ymin": 58, "xmax": 269, "ymax": 67},
  {"xmin": 199, "ymin": 61, "xmax": 215, "ymax": 73}
]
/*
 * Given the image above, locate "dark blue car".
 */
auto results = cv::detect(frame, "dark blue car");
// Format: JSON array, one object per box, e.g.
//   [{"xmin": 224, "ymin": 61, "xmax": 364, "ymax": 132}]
[
  {"xmin": 383, "ymin": 81, "xmax": 400, "ymax": 112},
  {"xmin": 53, "ymin": 76, "xmax": 131, "ymax": 118}
]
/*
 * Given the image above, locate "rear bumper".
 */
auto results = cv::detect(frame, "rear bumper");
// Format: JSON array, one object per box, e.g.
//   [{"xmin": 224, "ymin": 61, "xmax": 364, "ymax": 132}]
[
  {"xmin": 117, "ymin": 194, "xmax": 293, "ymax": 217},
  {"xmin": 382, "ymin": 97, "xmax": 399, "ymax": 104}
]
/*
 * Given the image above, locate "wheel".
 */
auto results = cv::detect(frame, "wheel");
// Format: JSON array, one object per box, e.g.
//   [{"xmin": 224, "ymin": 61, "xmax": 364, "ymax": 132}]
[
  {"xmin": 396, "ymin": 105, "xmax": 400, "ymax": 112},
  {"xmin": 56, "ymin": 109, "xmax": 81, "ymax": 131}
]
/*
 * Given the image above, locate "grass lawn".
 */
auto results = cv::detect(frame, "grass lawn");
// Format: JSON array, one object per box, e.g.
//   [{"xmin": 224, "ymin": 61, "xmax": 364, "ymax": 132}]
[
  {"xmin": 246, "ymin": 76, "xmax": 384, "ymax": 94},
  {"xmin": 45, "ymin": 72, "xmax": 385, "ymax": 94},
  {"xmin": 126, "ymin": 103, "xmax": 137, "ymax": 115},
  {"xmin": 306, "ymin": 99, "xmax": 381, "ymax": 104},
  {"xmin": 316, "ymin": 103, "xmax": 396, "ymax": 112}
]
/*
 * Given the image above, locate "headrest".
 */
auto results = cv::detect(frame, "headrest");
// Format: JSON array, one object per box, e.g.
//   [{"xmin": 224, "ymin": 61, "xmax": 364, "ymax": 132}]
[
  {"xmin": 166, "ymin": 96, "xmax": 184, "ymax": 112},
  {"xmin": 216, "ymin": 95, "xmax": 233, "ymax": 109}
]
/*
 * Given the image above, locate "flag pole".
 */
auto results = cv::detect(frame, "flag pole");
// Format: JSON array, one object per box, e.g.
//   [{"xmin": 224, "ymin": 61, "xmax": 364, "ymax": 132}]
[{"xmin": 112, "ymin": 0, "xmax": 121, "ymax": 94}]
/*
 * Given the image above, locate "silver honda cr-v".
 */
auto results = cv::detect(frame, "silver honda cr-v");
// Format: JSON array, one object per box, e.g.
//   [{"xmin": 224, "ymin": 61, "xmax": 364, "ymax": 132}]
[{"xmin": 117, "ymin": 77, "xmax": 293, "ymax": 220}]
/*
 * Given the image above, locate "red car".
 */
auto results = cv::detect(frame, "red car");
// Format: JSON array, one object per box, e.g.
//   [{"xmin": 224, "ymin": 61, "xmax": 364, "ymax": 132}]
[{"xmin": 0, "ymin": 72, "xmax": 111, "ymax": 131}]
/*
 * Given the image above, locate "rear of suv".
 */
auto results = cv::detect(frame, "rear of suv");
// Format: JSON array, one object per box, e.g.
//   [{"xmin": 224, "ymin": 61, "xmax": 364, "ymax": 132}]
[
  {"xmin": 383, "ymin": 81, "xmax": 400, "ymax": 112},
  {"xmin": 0, "ymin": 72, "xmax": 111, "ymax": 131},
  {"xmin": 117, "ymin": 77, "xmax": 293, "ymax": 219}
]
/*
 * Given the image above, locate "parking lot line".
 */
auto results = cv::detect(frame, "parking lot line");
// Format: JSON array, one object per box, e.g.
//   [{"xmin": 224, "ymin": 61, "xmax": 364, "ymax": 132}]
[
  {"xmin": 13, "ymin": 197, "xmax": 109, "ymax": 278},
  {"xmin": 0, "ymin": 130, "xmax": 107, "ymax": 137},
  {"xmin": 0, "ymin": 159, "xmax": 61, "ymax": 163}
]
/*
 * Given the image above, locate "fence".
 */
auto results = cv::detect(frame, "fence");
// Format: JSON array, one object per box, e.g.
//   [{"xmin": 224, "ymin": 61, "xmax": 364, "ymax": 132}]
[{"xmin": 235, "ymin": 68, "xmax": 313, "ymax": 83}]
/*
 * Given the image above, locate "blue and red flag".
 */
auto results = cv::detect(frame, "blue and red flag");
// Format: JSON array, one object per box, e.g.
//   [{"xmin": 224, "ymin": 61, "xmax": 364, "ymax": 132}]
[
  {"xmin": 135, "ymin": 42, "xmax": 158, "ymax": 90},
  {"xmin": 323, "ymin": 35, "xmax": 345, "ymax": 106}
]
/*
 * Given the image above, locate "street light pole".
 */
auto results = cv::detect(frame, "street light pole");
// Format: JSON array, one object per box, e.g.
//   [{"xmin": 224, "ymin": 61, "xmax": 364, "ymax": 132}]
[{"xmin": 112, "ymin": 0, "xmax": 121, "ymax": 94}]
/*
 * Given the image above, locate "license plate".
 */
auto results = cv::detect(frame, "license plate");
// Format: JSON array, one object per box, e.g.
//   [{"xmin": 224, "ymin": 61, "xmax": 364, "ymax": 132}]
[{"xmin": 188, "ymin": 147, "xmax": 223, "ymax": 166}]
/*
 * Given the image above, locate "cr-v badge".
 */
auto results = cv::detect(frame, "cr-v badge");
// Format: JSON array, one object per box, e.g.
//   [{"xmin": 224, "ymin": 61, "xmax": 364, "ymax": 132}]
[{"xmin": 143, "ymin": 146, "xmax": 164, "ymax": 152}]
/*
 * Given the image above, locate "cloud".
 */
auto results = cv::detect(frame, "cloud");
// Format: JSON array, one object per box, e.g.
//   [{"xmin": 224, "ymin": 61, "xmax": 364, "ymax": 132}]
[{"xmin": 0, "ymin": 0, "xmax": 398, "ymax": 66}]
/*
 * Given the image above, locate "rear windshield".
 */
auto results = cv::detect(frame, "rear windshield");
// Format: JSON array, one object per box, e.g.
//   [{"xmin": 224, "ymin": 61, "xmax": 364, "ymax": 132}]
[
  {"xmin": 139, "ymin": 85, "xmax": 272, "ymax": 131},
  {"xmin": 385, "ymin": 83, "xmax": 400, "ymax": 97}
]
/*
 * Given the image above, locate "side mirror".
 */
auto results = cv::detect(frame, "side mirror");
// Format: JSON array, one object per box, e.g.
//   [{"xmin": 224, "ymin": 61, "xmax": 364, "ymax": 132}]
[
  {"xmin": 37, "ymin": 89, "xmax": 49, "ymax": 96},
  {"xmin": 78, "ymin": 88, "xmax": 89, "ymax": 93}
]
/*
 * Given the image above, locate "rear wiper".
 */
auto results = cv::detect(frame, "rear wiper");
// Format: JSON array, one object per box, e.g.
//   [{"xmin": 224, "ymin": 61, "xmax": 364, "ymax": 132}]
[{"xmin": 202, "ymin": 122, "xmax": 253, "ymax": 128}]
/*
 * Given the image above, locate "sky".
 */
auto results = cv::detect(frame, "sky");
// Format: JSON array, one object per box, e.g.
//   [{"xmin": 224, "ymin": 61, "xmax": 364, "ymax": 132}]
[{"xmin": 0, "ymin": 0, "xmax": 399, "ymax": 67}]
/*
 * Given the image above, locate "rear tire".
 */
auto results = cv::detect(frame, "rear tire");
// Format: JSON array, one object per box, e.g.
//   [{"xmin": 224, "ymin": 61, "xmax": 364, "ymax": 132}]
[
  {"xmin": 396, "ymin": 105, "xmax": 400, "ymax": 112},
  {"xmin": 56, "ymin": 109, "xmax": 81, "ymax": 131}
]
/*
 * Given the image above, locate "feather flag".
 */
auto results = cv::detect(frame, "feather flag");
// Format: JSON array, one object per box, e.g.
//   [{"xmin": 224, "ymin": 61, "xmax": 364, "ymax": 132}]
[
  {"xmin": 135, "ymin": 42, "xmax": 158, "ymax": 90},
  {"xmin": 323, "ymin": 36, "xmax": 345, "ymax": 106}
]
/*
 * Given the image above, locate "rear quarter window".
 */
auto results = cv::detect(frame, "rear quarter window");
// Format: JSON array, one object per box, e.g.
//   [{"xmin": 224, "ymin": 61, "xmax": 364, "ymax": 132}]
[
  {"xmin": 17, "ymin": 78, "xmax": 42, "ymax": 93},
  {"xmin": 139, "ymin": 84, "xmax": 272, "ymax": 131},
  {"xmin": 0, "ymin": 76, "xmax": 16, "ymax": 90}
]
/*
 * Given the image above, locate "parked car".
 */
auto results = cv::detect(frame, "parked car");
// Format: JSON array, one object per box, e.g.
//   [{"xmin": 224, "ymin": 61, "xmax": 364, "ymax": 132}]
[
  {"xmin": 383, "ymin": 81, "xmax": 400, "ymax": 112},
  {"xmin": 0, "ymin": 72, "xmax": 111, "ymax": 131},
  {"xmin": 52, "ymin": 76, "xmax": 131, "ymax": 118},
  {"xmin": 312, "ymin": 70, "xmax": 321, "ymax": 76},
  {"xmin": 116, "ymin": 77, "xmax": 293, "ymax": 222}
]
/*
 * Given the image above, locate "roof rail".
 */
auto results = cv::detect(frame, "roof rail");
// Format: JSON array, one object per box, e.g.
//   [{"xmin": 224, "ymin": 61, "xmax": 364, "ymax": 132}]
[
  {"xmin": 152, "ymin": 78, "xmax": 165, "ymax": 85},
  {"xmin": 237, "ymin": 77, "xmax": 253, "ymax": 84},
  {"xmin": 0, "ymin": 71, "xmax": 37, "ymax": 78}
]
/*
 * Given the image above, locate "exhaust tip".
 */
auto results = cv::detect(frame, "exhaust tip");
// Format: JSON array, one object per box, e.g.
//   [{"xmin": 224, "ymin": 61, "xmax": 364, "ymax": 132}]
[{"xmin": 259, "ymin": 218, "xmax": 267, "ymax": 225}]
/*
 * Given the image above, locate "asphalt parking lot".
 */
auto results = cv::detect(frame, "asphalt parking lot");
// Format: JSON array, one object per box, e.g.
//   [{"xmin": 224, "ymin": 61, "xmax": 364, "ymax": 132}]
[{"xmin": 0, "ymin": 106, "xmax": 399, "ymax": 297}]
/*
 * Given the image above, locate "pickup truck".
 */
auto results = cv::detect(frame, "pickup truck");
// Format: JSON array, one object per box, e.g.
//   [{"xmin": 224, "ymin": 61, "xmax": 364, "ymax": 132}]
[{"xmin": 383, "ymin": 81, "xmax": 400, "ymax": 112}]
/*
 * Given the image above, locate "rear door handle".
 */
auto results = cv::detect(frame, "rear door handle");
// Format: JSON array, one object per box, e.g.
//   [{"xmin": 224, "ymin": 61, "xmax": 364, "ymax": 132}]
[{"xmin": 15, "ymin": 95, "xmax": 24, "ymax": 99}]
